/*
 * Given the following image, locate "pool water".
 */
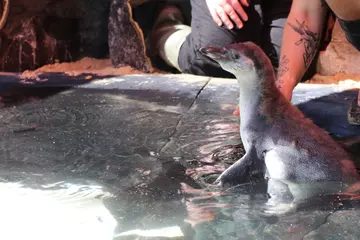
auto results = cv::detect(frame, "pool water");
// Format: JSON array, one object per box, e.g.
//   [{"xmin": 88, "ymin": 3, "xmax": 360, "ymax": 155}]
[{"xmin": 0, "ymin": 74, "xmax": 359, "ymax": 240}]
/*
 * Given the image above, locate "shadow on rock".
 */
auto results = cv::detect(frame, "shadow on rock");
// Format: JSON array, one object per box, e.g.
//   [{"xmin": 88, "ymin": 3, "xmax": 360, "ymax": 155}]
[
  {"xmin": 296, "ymin": 88, "xmax": 360, "ymax": 138},
  {"xmin": 105, "ymin": 161, "xmax": 202, "ymax": 239},
  {"xmin": 0, "ymin": 73, "xmax": 115, "ymax": 108}
]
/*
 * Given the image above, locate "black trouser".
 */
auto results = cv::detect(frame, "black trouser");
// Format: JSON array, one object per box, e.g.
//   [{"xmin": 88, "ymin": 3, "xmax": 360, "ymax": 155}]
[{"xmin": 177, "ymin": 0, "xmax": 292, "ymax": 78}]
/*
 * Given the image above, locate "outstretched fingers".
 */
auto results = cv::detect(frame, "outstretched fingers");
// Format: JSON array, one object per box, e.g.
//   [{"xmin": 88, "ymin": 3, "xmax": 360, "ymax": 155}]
[
  {"xmin": 207, "ymin": 0, "xmax": 250, "ymax": 29},
  {"xmin": 230, "ymin": 0, "xmax": 248, "ymax": 23},
  {"xmin": 216, "ymin": 4, "xmax": 234, "ymax": 29}
]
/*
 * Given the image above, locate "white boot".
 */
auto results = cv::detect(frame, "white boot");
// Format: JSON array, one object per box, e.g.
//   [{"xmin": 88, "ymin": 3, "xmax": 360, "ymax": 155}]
[{"xmin": 151, "ymin": 5, "xmax": 191, "ymax": 71}]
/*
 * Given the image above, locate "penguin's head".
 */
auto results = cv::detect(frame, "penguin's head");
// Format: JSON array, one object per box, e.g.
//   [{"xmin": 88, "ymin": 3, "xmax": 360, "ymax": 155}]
[{"xmin": 199, "ymin": 42, "xmax": 267, "ymax": 79}]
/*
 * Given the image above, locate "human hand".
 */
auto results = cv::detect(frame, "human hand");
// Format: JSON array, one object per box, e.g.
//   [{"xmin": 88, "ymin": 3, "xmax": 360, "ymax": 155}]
[
  {"xmin": 206, "ymin": 0, "xmax": 249, "ymax": 29},
  {"xmin": 233, "ymin": 107, "xmax": 240, "ymax": 116}
]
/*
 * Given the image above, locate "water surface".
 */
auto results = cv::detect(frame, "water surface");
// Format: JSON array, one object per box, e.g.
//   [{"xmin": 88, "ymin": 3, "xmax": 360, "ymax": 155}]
[{"xmin": 0, "ymin": 75, "xmax": 359, "ymax": 239}]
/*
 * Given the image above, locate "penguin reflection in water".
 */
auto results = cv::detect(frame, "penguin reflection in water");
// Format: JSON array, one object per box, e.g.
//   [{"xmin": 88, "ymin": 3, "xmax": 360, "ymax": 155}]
[{"xmin": 199, "ymin": 42, "xmax": 360, "ymax": 215}]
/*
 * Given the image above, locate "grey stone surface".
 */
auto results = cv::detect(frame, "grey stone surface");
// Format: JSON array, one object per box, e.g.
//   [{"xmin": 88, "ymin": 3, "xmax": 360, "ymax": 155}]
[
  {"xmin": 188, "ymin": 77, "xmax": 239, "ymax": 115},
  {"xmin": 0, "ymin": 73, "xmax": 359, "ymax": 240},
  {"xmin": 303, "ymin": 210, "xmax": 360, "ymax": 240}
]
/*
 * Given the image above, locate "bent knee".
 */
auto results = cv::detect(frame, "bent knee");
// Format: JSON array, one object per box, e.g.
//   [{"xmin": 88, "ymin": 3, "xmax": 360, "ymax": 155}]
[
  {"xmin": 178, "ymin": 50, "xmax": 234, "ymax": 78},
  {"xmin": 177, "ymin": 34, "xmax": 237, "ymax": 77}
]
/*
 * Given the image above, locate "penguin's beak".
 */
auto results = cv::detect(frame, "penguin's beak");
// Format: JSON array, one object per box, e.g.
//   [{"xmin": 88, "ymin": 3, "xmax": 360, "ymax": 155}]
[{"xmin": 199, "ymin": 47, "xmax": 229, "ymax": 61}]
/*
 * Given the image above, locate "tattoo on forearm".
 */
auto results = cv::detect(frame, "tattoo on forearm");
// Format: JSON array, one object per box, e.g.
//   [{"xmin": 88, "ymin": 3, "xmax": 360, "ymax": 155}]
[
  {"xmin": 288, "ymin": 20, "xmax": 320, "ymax": 69},
  {"xmin": 277, "ymin": 55, "xmax": 289, "ymax": 79},
  {"xmin": 276, "ymin": 55, "xmax": 290, "ymax": 89}
]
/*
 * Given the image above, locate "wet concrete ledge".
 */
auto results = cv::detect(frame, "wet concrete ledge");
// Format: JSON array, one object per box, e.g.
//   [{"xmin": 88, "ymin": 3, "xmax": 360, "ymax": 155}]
[{"xmin": 0, "ymin": 72, "xmax": 359, "ymax": 137}]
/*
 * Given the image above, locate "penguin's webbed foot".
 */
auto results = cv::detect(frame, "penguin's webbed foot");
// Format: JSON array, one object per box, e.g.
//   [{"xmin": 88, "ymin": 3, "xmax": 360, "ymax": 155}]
[{"xmin": 214, "ymin": 148, "xmax": 259, "ymax": 188}]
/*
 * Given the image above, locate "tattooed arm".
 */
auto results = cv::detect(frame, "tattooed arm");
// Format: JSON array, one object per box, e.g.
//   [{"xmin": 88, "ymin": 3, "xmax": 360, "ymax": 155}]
[{"xmin": 276, "ymin": 0, "xmax": 328, "ymax": 101}]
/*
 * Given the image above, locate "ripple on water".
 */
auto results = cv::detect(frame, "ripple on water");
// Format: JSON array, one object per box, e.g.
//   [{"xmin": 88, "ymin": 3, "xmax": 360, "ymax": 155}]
[
  {"xmin": 166, "ymin": 116, "xmax": 242, "ymax": 185},
  {"xmin": 181, "ymin": 179, "xmax": 360, "ymax": 240},
  {"xmin": 0, "ymin": 172, "xmax": 117, "ymax": 240}
]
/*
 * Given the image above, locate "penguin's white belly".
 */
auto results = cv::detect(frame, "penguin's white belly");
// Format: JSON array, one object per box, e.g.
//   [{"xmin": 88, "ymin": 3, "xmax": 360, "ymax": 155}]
[{"xmin": 264, "ymin": 150, "xmax": 288, "ymax": 180}]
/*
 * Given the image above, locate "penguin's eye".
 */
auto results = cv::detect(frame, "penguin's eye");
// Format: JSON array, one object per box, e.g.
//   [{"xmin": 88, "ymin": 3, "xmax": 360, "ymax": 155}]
[{"xmin": 232, "ymin": 53, "xmax": 240, "ymax": 60}]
